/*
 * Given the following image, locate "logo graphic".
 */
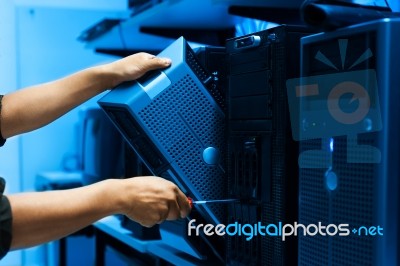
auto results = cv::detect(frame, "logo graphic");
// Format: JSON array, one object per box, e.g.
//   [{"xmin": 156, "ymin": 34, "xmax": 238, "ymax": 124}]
[
  {"xmin": 327, "ymin": 81, "xmax": 370, "ymax": 125},
  {"xmin": 188, "ymin": 219, "xmax": 384, "ymax": 241},
  {"xmin": 286, "ymin": 39, "xmax": 382, "ymax": 168}
]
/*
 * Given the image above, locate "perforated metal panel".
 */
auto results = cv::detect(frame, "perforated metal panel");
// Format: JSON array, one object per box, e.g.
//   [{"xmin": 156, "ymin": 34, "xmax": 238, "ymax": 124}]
[
  {"xmin": 299, "ymin": 139, "xmax": 332, "ymax": 266},
  {"xmin": 186, "ymin": 44, "xmax": 209, "ymax": 83},
  {"xmin": 99, "ymin": 37, "xmax": 227, "ymax": 232},
  {"xmin": 332, "ymin": 136, "xmax": 375, "ymax": 266},
  {"xmin": 298, "ymin": 25, "xmax": 386, "ymax": 266},
  {"xmin": 299, "ymin": 136, "xmax": 377, "ymax": 266},
  {"xmin": 175, "ymin": 142, "xmax": 225, "ymax": 222},
  {"xmin": 137, "ymin": 74, "xmax": 226, "ymax": 223}
]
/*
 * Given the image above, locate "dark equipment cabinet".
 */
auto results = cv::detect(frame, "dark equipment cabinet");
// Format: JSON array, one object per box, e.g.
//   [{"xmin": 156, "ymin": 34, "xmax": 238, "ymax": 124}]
[{"xmin": 226, "ymin": 26, "xmax": 312, "ymax": 266}]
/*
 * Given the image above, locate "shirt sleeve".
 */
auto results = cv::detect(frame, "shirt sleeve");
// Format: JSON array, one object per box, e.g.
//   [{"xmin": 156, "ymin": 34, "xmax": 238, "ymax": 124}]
[
  {"xmin": 0, "ymin": 177, "xmax": 12, "ymax": 260},
  {"xmin": 0, "ymin": 95, "xmax": 6, "ymax": 147}
]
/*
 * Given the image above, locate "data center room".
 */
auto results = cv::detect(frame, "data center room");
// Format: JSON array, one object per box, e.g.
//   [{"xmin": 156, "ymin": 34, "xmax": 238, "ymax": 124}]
[{"xmin": 1, "ymin": 0, "xmax": 400, "ymax": 266}]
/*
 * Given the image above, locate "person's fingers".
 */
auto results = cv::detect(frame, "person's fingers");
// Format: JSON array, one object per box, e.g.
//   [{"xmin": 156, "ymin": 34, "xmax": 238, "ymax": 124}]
[
  {"xmin": 157, "ymin": 205, "xmax": 170, "ymax": 224},
  {"xmin": 136, "ymin": 52, "xmax": 171, "ymax": 68},
  {"xmin": 145, "ymin": 56, "xmax": 172, "ymax": 70},
  {"xmin": 140, "ymin": 221, "xmax": 154, "ymax": 228},
  {"xmin": 141, "ymin": 210, "xmax": 165, "ymax": 227},
  {"xmin": 122, "ymin": 176, "xmax": 190, "ymax": 228},
  {"xmin": 141, "ymin": 53, "xmax": 156, "ymax": 59},
  {"xmin": 176, "ymin": 189, "xmax": 191, "ymax": 218},
  {"xmin": 108, "ymin": 53, "xmax": 172, "ymax": 86},
  {"xmin": 166, "ymin": 198, "xmax": 181, "ymax": 221}
]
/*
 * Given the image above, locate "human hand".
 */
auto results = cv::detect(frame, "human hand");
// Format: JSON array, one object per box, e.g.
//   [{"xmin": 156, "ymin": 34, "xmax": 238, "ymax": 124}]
[
  {"xmin": 104, "ymin": 52, "xmax": 171, "ymax": 87},
  {"xmin": 120, "ymin": 176, "xmax": 191, "ymax": 227}
]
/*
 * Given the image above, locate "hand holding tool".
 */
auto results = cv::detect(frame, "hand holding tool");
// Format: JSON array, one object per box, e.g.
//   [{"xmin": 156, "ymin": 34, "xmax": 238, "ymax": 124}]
[{"xmin": 187, "ymin": 197, "xmax": 239, "ymax": 208}]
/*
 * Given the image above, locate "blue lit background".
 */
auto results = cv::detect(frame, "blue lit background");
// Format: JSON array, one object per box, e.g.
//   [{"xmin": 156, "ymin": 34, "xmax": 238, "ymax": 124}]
[{"xmin": 0, "ymin": 0, "xmax": 399, "ymax": 265}]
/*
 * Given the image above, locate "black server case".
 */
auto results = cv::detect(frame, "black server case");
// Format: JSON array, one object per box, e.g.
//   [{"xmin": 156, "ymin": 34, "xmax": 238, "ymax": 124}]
[
  {"xmin": 225, "ymin": 26, "xmax": 310, "ymax": 266},
  {"xmin": 296, "ymin": 19, "xmax": 400, "ymax": 266}
]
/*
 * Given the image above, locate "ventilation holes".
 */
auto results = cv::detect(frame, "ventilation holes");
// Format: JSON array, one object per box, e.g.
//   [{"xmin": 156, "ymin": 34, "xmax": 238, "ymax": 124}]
[{"xmin": 139, "ymin": 74, "xmax": 226, "ymax": 223}]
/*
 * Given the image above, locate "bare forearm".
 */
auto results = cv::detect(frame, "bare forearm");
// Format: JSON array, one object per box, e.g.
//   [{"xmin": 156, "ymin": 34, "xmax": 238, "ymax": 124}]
[
  {"xmin": 1, "ymin": 53, "xmax": 171, "ymax": 138},
  {"xmin": 1, "ymin": 65, "xmax": 115, "ymax": 138},
  {"xmin": 7, "ymin": 179, "xmax": 124, "ymax": 249},
  {"xmin": 0, "ymin": 53, "xmax": 171, "ymax": 139},
  {"xmin": 6, "ymin": 175, "xmax": 190, "ymax": 250}
]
